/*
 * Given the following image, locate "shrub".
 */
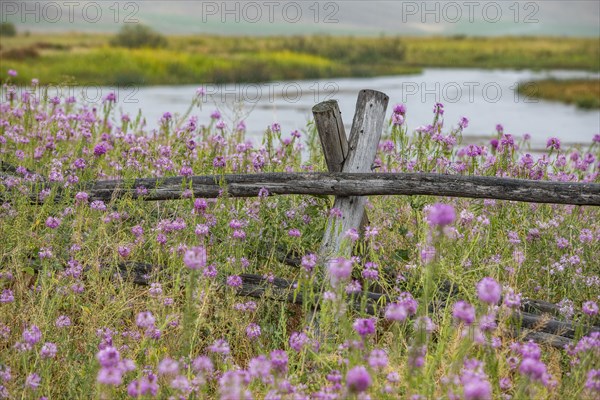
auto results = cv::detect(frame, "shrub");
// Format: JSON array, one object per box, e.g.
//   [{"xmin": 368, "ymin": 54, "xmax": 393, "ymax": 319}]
[
  {"xmin": 110, "ymin": 24, "xmax": 167, "ymax": 49},
  {"xmin": 0, "ymin": 22, "xmax": 16, "ymax": 37}
]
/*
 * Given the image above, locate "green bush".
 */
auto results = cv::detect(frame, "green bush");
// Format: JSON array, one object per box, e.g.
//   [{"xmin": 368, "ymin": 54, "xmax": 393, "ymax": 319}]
[
  {"xmin": 576, "ymin": 96, "xmax": 599, "ymax": 109},
  {"xmin": 0, "ymin": 22, "xmax": 16, "ymax": 37},
  {"xmin": 110, "ymin": 24, "xmax": 167, "ymax": 49}
]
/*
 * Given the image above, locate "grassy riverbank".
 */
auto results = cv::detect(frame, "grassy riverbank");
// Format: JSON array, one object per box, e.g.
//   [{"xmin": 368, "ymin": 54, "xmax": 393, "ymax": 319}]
[
  {"xmin": 1, "ymin": 34, "xmax": 598, "ymax": 86},
  {"xmin": 518, "ymin": 79, "xmax": 600, "ymax": 109}
]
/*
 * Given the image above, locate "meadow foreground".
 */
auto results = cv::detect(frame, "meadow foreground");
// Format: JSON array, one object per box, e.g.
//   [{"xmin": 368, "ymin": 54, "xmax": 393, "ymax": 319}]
[{"xmin": 0, "ymin": 75, "xmax": 599, "ymax": 399}]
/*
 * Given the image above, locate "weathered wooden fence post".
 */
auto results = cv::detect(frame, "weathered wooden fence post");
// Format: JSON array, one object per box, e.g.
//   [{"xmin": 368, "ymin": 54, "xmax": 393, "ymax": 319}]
[
  {"xmin": 312, "ymin": 99, "xmax": 348, "ymax": 173},
  {"xmin": 316, "ymin": 89, "xmax": 389, "ymax": 260},
  {"xmin": 307, "ymin": 89, "xmax": 388, "ymax": 330},
  {"xmin": 312, "ymin": 99, "xmax": 371, "ymax": 236}
]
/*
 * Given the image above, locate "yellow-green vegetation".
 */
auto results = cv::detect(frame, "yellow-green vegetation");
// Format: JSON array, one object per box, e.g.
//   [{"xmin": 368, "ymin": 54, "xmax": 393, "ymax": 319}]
[
  {"xmin": 402, "ymin": 35, "xmax": 599, "ymax": 70},
  {"xmin": 518, "ymin": 79, "xmax": 600, "ymax": 109},
  {"xmin": 1, "ymin": 33, "xmax": 598, "ymax": 85}
]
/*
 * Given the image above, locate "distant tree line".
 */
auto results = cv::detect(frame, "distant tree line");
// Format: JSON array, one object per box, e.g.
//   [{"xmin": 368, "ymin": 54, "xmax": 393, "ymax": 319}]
[
  {"xmin": 0, "ymin": 22, "xmax": 16, "ymax": 37},
  {"xmin": 110, "ymin": 25, "xmax": 167, "ymax": 49}
]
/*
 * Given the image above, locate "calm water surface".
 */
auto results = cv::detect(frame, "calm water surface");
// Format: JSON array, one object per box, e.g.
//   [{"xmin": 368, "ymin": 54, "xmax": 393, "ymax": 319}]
[{"xmin": 97, "ymin": 68, "xmax": 599, "ymax": 149}]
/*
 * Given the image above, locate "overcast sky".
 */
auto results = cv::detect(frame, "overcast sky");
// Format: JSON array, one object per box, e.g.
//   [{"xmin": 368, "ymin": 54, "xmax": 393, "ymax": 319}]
[{"xmin": 3, "ymin": 1, "xmax": 599, "ymax": 36}]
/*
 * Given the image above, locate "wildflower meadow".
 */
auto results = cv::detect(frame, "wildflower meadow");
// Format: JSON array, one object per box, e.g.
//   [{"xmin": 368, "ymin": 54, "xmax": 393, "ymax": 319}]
[{"xmin": 0, "ymin": 73, "xmax": 599, "ymax": 399}]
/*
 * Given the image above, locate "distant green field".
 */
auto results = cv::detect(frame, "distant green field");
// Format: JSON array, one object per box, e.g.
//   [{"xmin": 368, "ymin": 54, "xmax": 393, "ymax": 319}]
[
  {"xmin": 518, "ymin": 79, "xmax": 600, "ymax": 109},
  {"xmin": 1, "ymin": 34, "xmax": 598, "ymax": 86}
]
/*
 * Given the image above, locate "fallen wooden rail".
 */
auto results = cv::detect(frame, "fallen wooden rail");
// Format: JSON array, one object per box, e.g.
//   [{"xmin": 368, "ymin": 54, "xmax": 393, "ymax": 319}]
[
  {"xmin": 23, "ymin": 256, "xmax": 599, "ymax": 350},
  {"xmin": 13, "ymin": 172, "xmax": 600, "ymax": 206},
  {"xmin": 232, "ymin": 273, "xmax": 599, "ymax": 348},
  {"xmin": 113, "ymin": 262, "xmax": 598, "ymax": 349}
]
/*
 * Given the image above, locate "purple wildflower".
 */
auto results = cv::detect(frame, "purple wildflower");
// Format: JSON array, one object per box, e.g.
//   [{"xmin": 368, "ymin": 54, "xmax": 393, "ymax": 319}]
[
  {"xmin": 270, "ymin": 350, "xmax": 288, "ymax": 374},
  {"xmin": 586, "ymin": 369, "xmax": 600, "ymax": 393},
  {"xmin": 90, "ymin": 200, "xmax": 107, "ymax": 211},
  {"xmin": 195, "ymin": 224, "xmax": 209, "ymax": 237},
  {"xmin": 463, "ymin": 380, "xmax": 492, "ymax": 400},
  {"xmin": 248, "ymin": 355, "xmax": 272, "ymax": 384},
  {"xmin": 127, "ymin": 374, "xmax": 159, "ymax": 397},
  {"xmin": 476, "ymin": 277, "xmax": 502, "ymax": 305},
  {"xmin": 503, "ymin": 288, "xmax": 521, "ymax": 309},
  {"xmin": 40, "ymin": 342, "xmax": 57, "ymax": 359},
  {"xmin": 192, "ymin": 356, "xmax": 214, "ymax": 374},
  {"xmin": 219, "ymin": 370, "xmax": 248, "ymax": 400},
  {"xmin": 118, "ymin": 245, "xmax": 131, "ymax": 258},
  {"xmin": 246, "ymin": 323, "xmax": 261, "ymax": 339},
  {"xmin": 353, "ymin": 318, "xmax": 376, "ymax": 338},
  {"xmin": 288, "ymin": 228, "xmax": 301, "ymax": 238},
  {"xmin": 97, "ymin": 367, "xmax": 123, "ymax": 386},
  {"xmin": 383, "ymin": 140, "xmax": 396, "ymax": 153},
  {"xmin": 453, "ymin": 301, "xmax": 476, "ymax": 325},
  {"xmin": 97, "ymin": 346, "xmax": 120, "ymax": 368},
  {"xmin": 407, "ymin": 345, "xmax": 427, "ymax": 368},
  {"xmin": 0, "ymin": 289, "xmax": 14, "ymax": 303},
  {"xmin": 328, "ymin": 257, "xmax": 353, "ymax": 287},
  {"xmin": 74, "ymin": 191, "xmax": 89, "ymax": 204},
  {"xmin": 208, "ymin": 339, "xmax": 230, "ymax": 355},
  {"xmin": 392, "ymin": 113, "xmax": 405, "ymax": 126},
  {"xmin": 158, "ymin": 357, "xmax": 179, "ymax": 376},
  {"xmin": 558, "ymin": 298, "xmax": 575, "ymax": 319},
  {"xmin": 519, "ymin": 357, "xmax": 548, "ymax": 383},
  {"xmin": 393, "ymin": 103, "xmax": 406, "ymax": 115},
  {"xmin": 22, "ymin": 325, "xmax": 42, "ymax": 345},
  {"xmin": 226, "ymin": 275, "xmax": 242, "ymax": 288},
  {"xmin": 301, "ymin": 253, "xmax": 317, "ymax": 273},
  {"xmin": 490, "ymin": 138, "xmax": 499, "ymax": 150},
  {"xmin": 384, "ymin": 302, "xmax": 406, "ymax": 322},
  {"xmin": 368, "ymin": 349, "xmax": 388, "ymax": 369},
  {"xmin": 93, "ymin": 142, "xmax": 108, "ymax": 156},
  {"xmin": 426, "ymin": 203, "xmax": 456, "ymax": 227},
  {"xmin": 183, "ymin": 246, "xmax": 207, "ymax": 270},
  {"xmin": 45, "ymin": 216, "xmax": 61, "ymax": 229},
  {"xmin": 170, "ymin": 375, "xmax": 190, "ymax": 392},
  {"xmin": 583, "ymin": 301, "xmax": 599, "ymax": 317},
  {"xmin": 25, "ymin": 373, "xmax": 40, "ymax": 390},
  {"xmin": 346, "ymin": 366, "xmax": 371, "ymax": 393},
  {"xmin": 546, "ymin": 137, "xmax": 561, "ymax": 150},
  {"xmin": 289, "ymin": 332, "xmax": 309, "ymax": 352},
  {"xmin": 136, "ymin": 311, "xmax": 156, "ymax": 329},
  {"xmin": 55, "ymin": 315, "xmax": 71, "ymax": 328},
  {"xmin": 414, "ymin": 316, "xmax": 436, "ymax": 333}
]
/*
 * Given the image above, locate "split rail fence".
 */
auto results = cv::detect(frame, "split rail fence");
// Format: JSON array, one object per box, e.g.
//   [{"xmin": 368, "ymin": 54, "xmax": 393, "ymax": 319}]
[{"xmin": 4, "ymin": 89, "xmax": 600, "ymax": 348}]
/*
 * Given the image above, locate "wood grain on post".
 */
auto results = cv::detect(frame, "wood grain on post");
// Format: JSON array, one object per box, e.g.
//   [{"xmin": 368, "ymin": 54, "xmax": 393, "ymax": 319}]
[
  {"xmin": 312, "ymin": 99, "xmax": 370, "ymax": 235},
  {"xmin": 319, "ymin": 89, "xmax": 389, "ymax": 259},
  {"xmin": 312, "ymin": 100, "xmax": 348, "ymax": 173}
]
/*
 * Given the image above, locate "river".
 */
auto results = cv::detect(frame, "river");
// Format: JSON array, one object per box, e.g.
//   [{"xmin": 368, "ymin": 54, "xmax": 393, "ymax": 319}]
[{"xmin": 88, "ymin": 68, "xmax": 599, "ymax": 149}]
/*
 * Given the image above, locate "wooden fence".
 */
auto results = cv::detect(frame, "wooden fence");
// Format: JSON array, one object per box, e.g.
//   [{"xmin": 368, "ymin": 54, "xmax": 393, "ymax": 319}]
[{"xmin": 4, "ymin": 89, "xmax": 599, "ymax": 348}]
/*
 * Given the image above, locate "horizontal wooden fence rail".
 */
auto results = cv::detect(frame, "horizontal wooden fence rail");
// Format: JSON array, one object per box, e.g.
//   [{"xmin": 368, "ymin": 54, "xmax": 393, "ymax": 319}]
[{"xmin": 20, "ymin": 172, "xmax": 600, "ymax": 206}]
